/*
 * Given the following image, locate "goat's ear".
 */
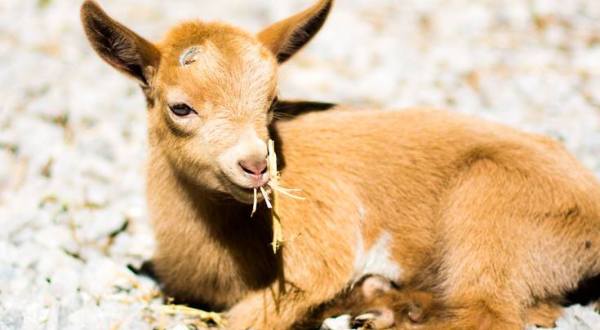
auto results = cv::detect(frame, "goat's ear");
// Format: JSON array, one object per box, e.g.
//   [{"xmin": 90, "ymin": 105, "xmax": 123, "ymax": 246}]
[
  {"xmin": 258, "ymin": 0, "xmax": 332, "ymax": 63},
  {"xmin": 80, "ymin": 0, "xmax": 160, "ymax": 86}
]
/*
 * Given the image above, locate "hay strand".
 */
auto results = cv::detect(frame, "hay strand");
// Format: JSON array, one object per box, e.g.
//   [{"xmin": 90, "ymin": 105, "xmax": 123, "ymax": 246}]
[
  {"xmin": 160, "ymin": 304, "xmax": 225, "ymax": 327},
  {"xmin": 248, "ymin": 139, "xmax": 304, "ymax": 253},
  {"xmin": 251, "ymin": 188, "xmax": 258, "ymax": 217}
]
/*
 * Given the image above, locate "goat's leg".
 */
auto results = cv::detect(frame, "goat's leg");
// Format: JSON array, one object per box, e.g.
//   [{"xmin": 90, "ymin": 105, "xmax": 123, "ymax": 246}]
[
  {"xmin": 434, "ymin": 159, "xmax": 600, "ymax": 330},
  {"xmin": 225, "ymin": 277, "xmax": 346, "ymax": 330},
  {"xmin": 224, "ymin": 210, "xmax": 357, "ymax": 329},
  {"xmin": 525, "ymin": 301, "xmax": 563, "ymax": 328}
]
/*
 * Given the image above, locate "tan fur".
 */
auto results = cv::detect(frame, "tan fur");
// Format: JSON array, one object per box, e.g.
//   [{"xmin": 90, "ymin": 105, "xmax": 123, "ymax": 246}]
[{"xmin": 81, "ymin": 1, "xmax": 600, "ymax": 329}]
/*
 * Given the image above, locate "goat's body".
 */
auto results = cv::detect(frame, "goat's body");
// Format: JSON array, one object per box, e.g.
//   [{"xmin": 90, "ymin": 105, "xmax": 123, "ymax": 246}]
[
  {"xmin": 81, "ymin": 0, "xmax": 600, "ymax": 327},
  {"xmin": 149, "ymin": 108, "xmax": 600, "ymax": 329}
]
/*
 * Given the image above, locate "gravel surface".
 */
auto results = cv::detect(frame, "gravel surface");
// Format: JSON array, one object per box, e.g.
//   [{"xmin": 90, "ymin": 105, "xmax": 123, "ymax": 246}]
[{"xmin": 1, "ymin": 0, "xmax": 599, "ymax": 329}]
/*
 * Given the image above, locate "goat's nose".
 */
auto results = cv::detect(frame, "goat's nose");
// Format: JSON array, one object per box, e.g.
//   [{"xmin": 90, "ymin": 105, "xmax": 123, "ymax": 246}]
[{"xmin": 239, "ymin": 159, "xmax": 268, "ymax": 177}]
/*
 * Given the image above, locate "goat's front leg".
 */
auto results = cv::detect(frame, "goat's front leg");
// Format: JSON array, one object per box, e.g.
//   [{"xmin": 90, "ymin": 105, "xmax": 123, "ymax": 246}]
[
  {"xmin": 224, "ymin": 187, "xmax": 366, "ymax": 329},
  {"xmin": 225, "ymin": 238, "xmax": 355, "ymax": 329},
  {"xmin": 224, "ymin": 192, "xmax": 364, "ymax": 329},
  {"xmin": 225, "ymin": 274, "xmax": 347, "ymax": 330},
  {"xmin": 225, "ymin": 285, "xmax": 308, "ymax": 329}
]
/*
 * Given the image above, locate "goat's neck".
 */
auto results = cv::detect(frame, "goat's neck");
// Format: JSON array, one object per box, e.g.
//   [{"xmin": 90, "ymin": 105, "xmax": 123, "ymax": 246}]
[{"xmin": 151, "ymin": 149, "xmax": 278, "ymax": 261}]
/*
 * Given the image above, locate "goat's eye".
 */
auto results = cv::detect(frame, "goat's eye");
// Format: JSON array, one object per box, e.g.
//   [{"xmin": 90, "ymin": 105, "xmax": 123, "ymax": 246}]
[{"xmin": 169, "ymin": 103, "xmax": 196, "ymax": 117}]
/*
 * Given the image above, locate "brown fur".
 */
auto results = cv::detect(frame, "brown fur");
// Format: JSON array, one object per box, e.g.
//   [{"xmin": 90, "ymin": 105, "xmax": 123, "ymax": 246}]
[{"xmin": 81, "ymin": 1, "xmax": 600, "ymax": 329}]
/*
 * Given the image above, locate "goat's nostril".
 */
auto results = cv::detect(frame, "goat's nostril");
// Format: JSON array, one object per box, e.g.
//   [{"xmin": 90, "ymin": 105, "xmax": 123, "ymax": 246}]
[{"xmin": 239, "ymin": 159, "xmax": 267, "ymax": 176}]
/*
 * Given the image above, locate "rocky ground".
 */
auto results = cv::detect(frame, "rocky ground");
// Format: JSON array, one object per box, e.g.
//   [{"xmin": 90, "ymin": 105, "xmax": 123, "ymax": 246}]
[{"xmin": 1, "ymin": 0, "xmax": 600, "ymax": 329}]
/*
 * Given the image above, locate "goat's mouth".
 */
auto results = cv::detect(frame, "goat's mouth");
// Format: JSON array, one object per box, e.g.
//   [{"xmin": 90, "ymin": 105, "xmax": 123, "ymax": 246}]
[
  {"xmin": 222, "ymin": 177, "xmax": 272, "ymax": 204},
  {"xmin": 216, "ymin": 159, "xmax": 271, "ymax": 204}
]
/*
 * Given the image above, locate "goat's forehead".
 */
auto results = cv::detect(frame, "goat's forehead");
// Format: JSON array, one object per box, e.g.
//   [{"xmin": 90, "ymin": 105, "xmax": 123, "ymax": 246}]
[
  {"xmin": 158, "ymin": 23, "xmax": 277, "ymax": 94},
  {"xmin": 177, "ymin": 38, "xmax": 275, "ymax": 81}
]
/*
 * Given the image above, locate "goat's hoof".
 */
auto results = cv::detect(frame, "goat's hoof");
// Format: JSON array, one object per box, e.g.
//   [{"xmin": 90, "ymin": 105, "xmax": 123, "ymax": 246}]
[
  {"xmin": 352, "ymin": 309, "xmax": 395, "ymax": 329},
  {"xmin": 351, "ymin": 312, "xmax": 377, "ymax": 329}
]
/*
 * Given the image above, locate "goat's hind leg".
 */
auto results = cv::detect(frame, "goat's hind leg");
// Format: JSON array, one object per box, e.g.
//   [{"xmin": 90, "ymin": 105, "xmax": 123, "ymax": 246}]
[{"xmin": 435, "ymin": 158, "xmax": 600, "ymax": 330}]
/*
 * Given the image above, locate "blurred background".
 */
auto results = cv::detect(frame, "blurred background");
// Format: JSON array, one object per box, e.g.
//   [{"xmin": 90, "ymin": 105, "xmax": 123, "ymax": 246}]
[{"xmin": 1, "ymin": 0, "xmax": 600, "ymax": 329}]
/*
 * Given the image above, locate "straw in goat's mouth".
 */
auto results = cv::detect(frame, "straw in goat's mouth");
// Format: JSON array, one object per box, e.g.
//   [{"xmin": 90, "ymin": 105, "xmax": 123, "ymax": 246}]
[{"xmin": 251, "ymin": 139, "xmax": 304, "ymax": 253}]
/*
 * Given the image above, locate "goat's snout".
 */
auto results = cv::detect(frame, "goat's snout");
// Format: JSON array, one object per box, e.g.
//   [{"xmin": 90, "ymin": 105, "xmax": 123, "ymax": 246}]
[
  {"xmin": 239, "ymin": 158, "xmax": 268, "ymax": 177},
  {"xmin": 238, "ymin": 156, "xmax": 269, "ymax": 188},
  {"xmin": 217, "ymin": 129, "xmax": 270, "ymax": 196},
  {"xmin": 237, "ymin": 153, "xmax": 269, "ymax": 188}
]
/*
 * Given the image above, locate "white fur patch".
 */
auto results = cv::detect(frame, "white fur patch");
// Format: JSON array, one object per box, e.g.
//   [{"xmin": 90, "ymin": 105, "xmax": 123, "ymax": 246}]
[
  {"xmin": 357, "ymin": 203, "xmax": 366, "ymax": 222},
  {"xmin": 352, "ymin": 232, "xmax": 402, "ymax": 283}
]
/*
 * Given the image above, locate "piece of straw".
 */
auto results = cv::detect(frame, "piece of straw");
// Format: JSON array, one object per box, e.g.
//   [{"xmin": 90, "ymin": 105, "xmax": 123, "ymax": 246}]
[
  {"xmin": 160, "ymin": 304, "xmax": 224, "ymax": 327},
  {"xmin": 251, "ymin": 188, "xmax": 258, "ymax": 217},
  {"xmin": 260, "ymin": 186, "xmax": 272, "ymax": 209},
  {"xmin": 269, "ymin": 185, "xmax": 304, "ymax": 200},
  {"xmin": 249, "ymin": 139, "xmax": 304, "ymax": 253},
  {"xmin": 266, "ymin": 139, "xmax": 283, "ymax": 253}
]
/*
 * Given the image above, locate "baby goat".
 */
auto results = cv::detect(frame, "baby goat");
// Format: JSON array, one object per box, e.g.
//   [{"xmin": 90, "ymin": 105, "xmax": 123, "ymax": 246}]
[{"xmin": 81, "ymin": 0, "xmax": 600, "ymax": 329}]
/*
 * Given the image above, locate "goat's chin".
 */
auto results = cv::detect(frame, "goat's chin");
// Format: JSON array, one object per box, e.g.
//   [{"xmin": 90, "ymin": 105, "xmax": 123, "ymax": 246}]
[
  {"xmin": 225, "ymin": 184, "xmax": 268, "ymax": 205},
  {"xmin": 228, "ymin": 189, "xmax": 257, "ymax": 204},
  {"xmin": 215, "ymin": 176, "xmax": 265, "ymax": 205}
]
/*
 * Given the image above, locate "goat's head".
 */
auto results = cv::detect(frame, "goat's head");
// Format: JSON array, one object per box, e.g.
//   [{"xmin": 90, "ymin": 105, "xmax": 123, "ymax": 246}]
[{"xmin": 81, "ymin": 0, "xmax": 332, "ymax": 203}]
